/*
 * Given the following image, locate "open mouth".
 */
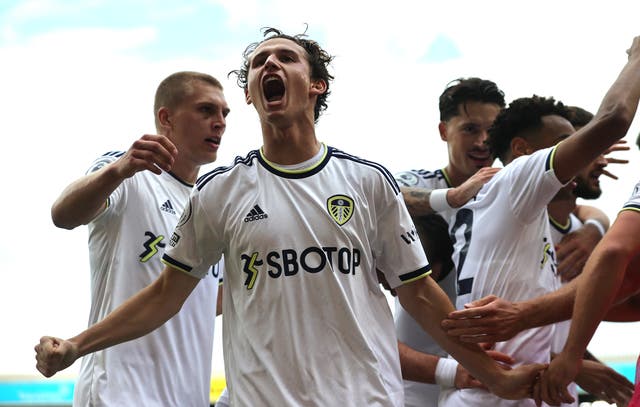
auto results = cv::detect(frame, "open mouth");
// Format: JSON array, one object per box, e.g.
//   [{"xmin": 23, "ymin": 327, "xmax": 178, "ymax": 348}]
[
  {"xmin": 468, "ymin": 151, "xmax": 491, "ymax": 161},
  {"xmin": 263, "ymin": 75, "xmax": 285, "ymax": 102},
  {"xmin": 205, "ymin": 136, "xmax": 220, "ymax": 146}
]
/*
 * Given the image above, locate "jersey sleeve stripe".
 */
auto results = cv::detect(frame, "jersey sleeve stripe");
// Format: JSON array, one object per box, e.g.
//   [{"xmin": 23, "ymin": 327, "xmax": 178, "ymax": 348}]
[
  {"xmin": 545, "ymin": 145, "xmax": 558, "ymax": 172},
  {"xmin": 621, "ymin": 204, "xmax": 640, "ymax": 212},
  {"xmin": 161, "ymin": 254, "xmax": 193, "ymax": 273},
  {"xmin": 331, "ymin": 148, "xmax": 400, "ymax": 194},
  {"xmin": 196, "ymin": 150, "xmax": 259, "ymax": 190},
  {"xmin": 398, "ymin": 265, "xmax": 432, "ymax": 283},
  {"xmin": 103, "ymin": 151, "xmax": 125, "ymax": 157}
]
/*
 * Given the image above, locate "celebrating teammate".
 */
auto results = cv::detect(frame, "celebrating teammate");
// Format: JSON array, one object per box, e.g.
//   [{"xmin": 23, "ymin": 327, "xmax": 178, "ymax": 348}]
[
  {"xmin": 394, "ymin": 77, "xmax": 506, "ymax": 406},
  {"xmin": 436, "ymin": 35, "xmax": 640, "ymax": 406},
  {"xmin": 46, "ymin": 71, "xmax": 228, "ymax": 406}
]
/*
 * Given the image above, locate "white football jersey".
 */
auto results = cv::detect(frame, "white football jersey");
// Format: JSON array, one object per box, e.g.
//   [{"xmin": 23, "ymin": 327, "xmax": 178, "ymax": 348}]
[
  {"xmin": 394, "ymin": 168, "xmax": 457, "ymax": 407},
  {"xmin": 75, "ymin": 152, "xmax": 221, "ymax": 407},
  {"xmin": 622, "ymin": 180, "xmax": 640, "ymax": 212},
  {"xmin": 440, "ymin": 147, "xmax": 564, "ymax": 407},
  {"xmin": 163, "ymin": 145, "xmax": 431, "ymax": 407}
]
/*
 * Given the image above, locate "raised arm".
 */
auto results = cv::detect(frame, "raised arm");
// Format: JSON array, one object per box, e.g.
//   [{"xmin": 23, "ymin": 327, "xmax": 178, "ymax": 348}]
[
  {"xmin": 552, "ymin": 36, "xmax": 640, "ymax": 184},
  {"xmin": 51, "ymin": 134, "xmax": 177, "ymax": 229},
  {"xmin": 34, "ymin": 265, "xmax": 198, "ymax": 377}
]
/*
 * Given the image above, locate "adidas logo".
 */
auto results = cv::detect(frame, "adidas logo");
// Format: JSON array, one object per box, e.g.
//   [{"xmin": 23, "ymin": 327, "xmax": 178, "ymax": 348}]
[
  {"xmin": 244, "ymin": 205, "xmax": 268, "ymax": 223},
  {"xmin": 160, "ymin": 200, "xmax": 176, "ymax": 215}
]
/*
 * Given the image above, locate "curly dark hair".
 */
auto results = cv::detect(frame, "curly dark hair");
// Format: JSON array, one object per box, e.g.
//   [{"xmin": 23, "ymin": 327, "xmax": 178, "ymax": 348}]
[
  {"xmin": 439, "ymin": 77, "xmax": 506, "ymax": 122},
  {"xmin": 229, "ymin": 27, "xmax": 334, "ymax": 123},
  {"xmin": 488, "ymin": 95, "xmax": 572, "ymax": 164}
]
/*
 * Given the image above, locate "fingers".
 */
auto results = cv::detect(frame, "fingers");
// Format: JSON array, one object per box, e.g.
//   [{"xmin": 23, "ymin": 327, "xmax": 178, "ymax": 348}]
[
  {"xmin": 537, "ymin": 369, "xmax": 575, "ymax": 406},
  {"xmin": 486, "ymin": 350, "xmax": 515, "ymax": 366},
  {"xmin": 132, "ymin": 135, "xmax": 177, "ymax": 171},
  {"xmin": 606, "ymin": 156, "xmax": 630, "ymax": 164},
  {"xmin": 463, "ymin": 295, "xmax": 498, "ymax": 309},
  {"xmin": 479, "ymin": 342, "xmax": 495, "ymax": 350},
  {"xmin": 601, "ymin": 169, "xmax": 619, "ymax": 180},
  {"xmin": 603, "ymin": 140, "xmax": 630, "ymax": 154},
  {"xmin": 557, "ymin": 251, "xmax": 583, "ymax": 282},
  {"xmin": 34, "ymin": 336, "xmax": 59, "ymax": 377},
  {"xmin": 120, "ymin": 134, "xmax": 178, "ymax": 176}
]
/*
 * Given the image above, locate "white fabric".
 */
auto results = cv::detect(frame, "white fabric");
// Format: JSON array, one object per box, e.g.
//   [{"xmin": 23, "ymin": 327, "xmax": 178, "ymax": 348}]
[
  {"xmin": 395, "ymin": 168, "xmax": 457, "ymax": 407},
  {"xmin": 583, "ymin": 218, "xmax": 605, "ymax": 236},
  {"xmin": 164, "ymin": 146, "xmax": 431, "ymax": 407},
  {"xmin": 215, "ymin": 387, "xmax": 230, "ymax": 407},
  {"xmin": 439, "ymin": 147, "xmax": 564, "ymax": 407},
  {"xmin": 623, "ymin": 180, "xmax": 640, "ymax": 210},
  {"xmin": 429, "ymin": 188, "xmax": 453, "ymax": 212},
  {"xmin": 434, "ymin": 358, "xmax": 458, "ymax": 388},
  {"xmin": 74, "ymin": 152, "xmax": 221, "ymax": 407}
]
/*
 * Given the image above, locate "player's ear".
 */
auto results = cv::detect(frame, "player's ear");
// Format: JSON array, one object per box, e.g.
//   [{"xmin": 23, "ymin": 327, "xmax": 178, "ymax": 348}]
[
  {"xmin": 244, "ymin": 87, "xmax": 252, "ymax": 105},
  {"xmin": 511, "ymin": 136, "xmax": 531, "ymax": 158},
  {"xmin": 438, "ymin": 122, "xmax": 448, "ymax": 141},
  {"xmin": 158, "ymin": 107, "xmax": 172, "ymax": 129},
  {"xmin": 310, "ymin": 79, "xmax": 327, "ymax": 96}
]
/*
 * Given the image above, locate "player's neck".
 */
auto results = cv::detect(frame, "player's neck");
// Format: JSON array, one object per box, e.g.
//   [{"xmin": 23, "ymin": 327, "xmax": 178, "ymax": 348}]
[
  {"xmin": 167, "ymin": 159, "xmax": 199, "ymax": 185},
  {"xmin": 443, "ymin": 165, "xmax": 468, "ymax": 187},
  {"xmin": 261, "ymin": 120, "xmax": 320, "ymax": 165},
  {"xmin": 547, "ymin": 198, "xmax": 577, "ymax": 225}
]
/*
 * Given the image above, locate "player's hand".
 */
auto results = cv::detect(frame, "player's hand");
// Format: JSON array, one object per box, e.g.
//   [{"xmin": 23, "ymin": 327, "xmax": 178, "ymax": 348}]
[
  {"xmin": 447, "ymin": 167, "xmax": 500, "ymax": 208},
  {"xmin": 533, "ymin": 353, "xmax": 579, "ymax": 406},
  {"xmin": 113, "ymin": 134, "xmax": 178, "ymax": 178},
  {"xmin": 34, "ymin": 336, "xmax": 79, "ymax": 378},
  {"xmin": 555, "ymin": 224, "xmax": 601, "ymax": 282},
  {"xmin": 574, "ymin": 359, "xmax": 634, "ymax": 406},
  {"xmin": 601, "ymin": 140, "xmax": 629, "ymax": 180},
  {"xmin": 626, "ymin": 35, "xmax": 640, "ymax": 60},
  {"xmin": 441, "ymin": 295, "xmax": 526, "ymax": 342},
  {"xmin": 489, "ymin": 363, "xmax": 547, "ymax": 401}
]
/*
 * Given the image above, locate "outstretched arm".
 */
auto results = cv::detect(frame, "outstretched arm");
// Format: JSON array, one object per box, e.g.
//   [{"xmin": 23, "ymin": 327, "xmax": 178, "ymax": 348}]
[
  {"xmin": 398, "ymin": 340, "xmax": 514, "ymax": 389},
  {"xmin": 35, "ymin": 266, "xmax": 198, "ymax": 377},
  {"xmin": 51, "ymin": 134, "xmax": 177, "ymax": 229},
  {"xmin": 552, "ymin": 36, "xmax": 640, "ymax": 184},
  {"xmin": 441, "ymin": 279, "xmax": 577, "ymax": 343},
  {"xmin": 395, "ymin": 277, "xmax": 543, "ymax": 400}
]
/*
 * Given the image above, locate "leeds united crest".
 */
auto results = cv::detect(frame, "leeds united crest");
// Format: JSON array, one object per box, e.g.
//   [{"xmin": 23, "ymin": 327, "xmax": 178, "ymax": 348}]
[{"xmin": 327, "ymin": 195, "xmax": 354, "ymax": 226}]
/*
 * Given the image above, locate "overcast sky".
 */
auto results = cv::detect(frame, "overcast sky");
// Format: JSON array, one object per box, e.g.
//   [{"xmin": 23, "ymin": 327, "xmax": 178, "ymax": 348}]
[{"xmin": 2, "ymin": 0, "xmax": 640, "ymax": 378}]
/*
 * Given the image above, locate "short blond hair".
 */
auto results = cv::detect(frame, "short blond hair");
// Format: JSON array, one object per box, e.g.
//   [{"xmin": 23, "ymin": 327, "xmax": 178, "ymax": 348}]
[{"xmin": 154, "ymin": 71, "xmax": 223, "ymax": 130}]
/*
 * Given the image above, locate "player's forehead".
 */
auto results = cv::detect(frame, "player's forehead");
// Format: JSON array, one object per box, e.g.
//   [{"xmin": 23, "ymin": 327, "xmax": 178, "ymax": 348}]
[
  {"xmin": 249, "ymin": 37, "xmax": 307, "ymax": 61},
  {"xmin": 451, "ymin": 101, "xmax": 501, "ymax": 125},
  {"xmin": 185, "ymin": 81, "xmax": 227, "ymax": 106}
]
